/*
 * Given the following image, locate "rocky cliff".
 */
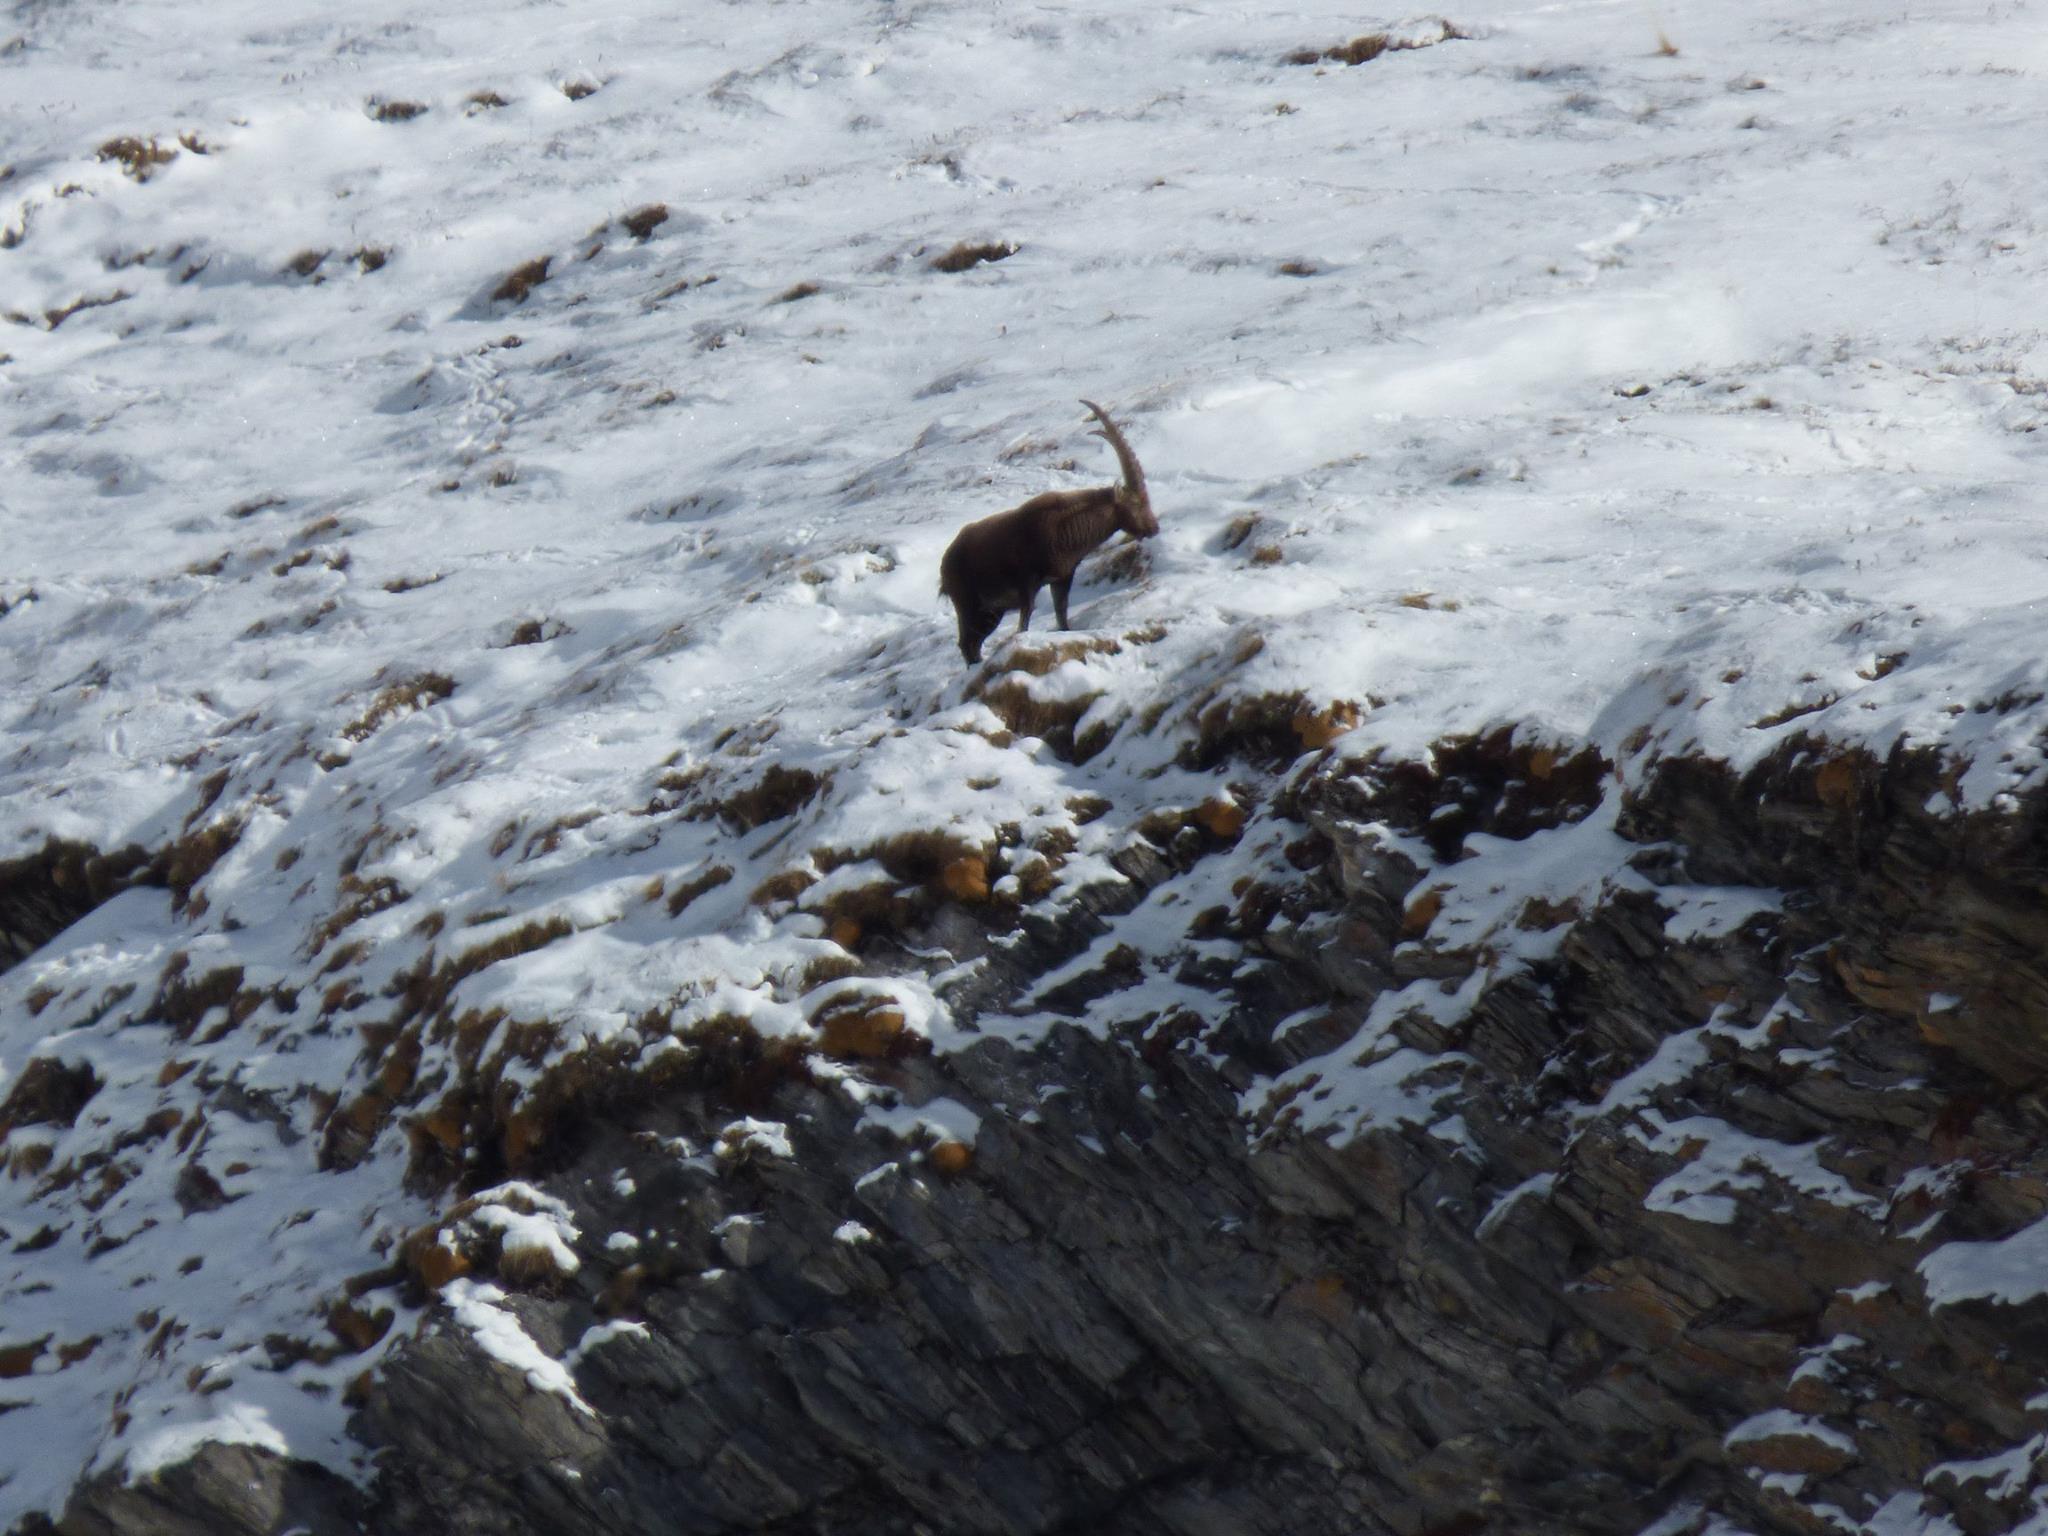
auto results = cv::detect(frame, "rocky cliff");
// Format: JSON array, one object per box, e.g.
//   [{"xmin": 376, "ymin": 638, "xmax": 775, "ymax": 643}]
[{"xmin": 16, "ymin": 711, "xmax": 2048, "ymax": 1536}]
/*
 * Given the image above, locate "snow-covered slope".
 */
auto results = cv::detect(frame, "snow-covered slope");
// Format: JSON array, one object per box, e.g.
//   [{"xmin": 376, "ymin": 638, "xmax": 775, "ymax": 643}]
[{"xmin": 6, "ymin": 0, "xmax": 2048, "ymax": 1526}]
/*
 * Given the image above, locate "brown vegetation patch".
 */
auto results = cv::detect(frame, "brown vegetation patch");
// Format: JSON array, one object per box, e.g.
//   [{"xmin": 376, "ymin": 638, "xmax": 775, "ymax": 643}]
[
  {"xmin": 810, "ymin": 995, "xmax": 913, "ymax": 1060},
  {"xmin": 620, "ymin": 203, "xmax": 669, "ymax": 240},
  {"xmin": 560, "ymin": 79, "xmax": 600, "ymax": 101},
  {"xmin": 699, "ymin": 764, "xmax": 828, "ymax": 833},
  {"xmin": 0, "ymin": 1339, "xmax": 47, "ymax": 1379},
  {"xmin": 353, "ymin": 245, "xmax": 390, "ymax": 274},
  {"xmin": 772, "ymin": 280, "xmax": 822, "ymax": 303},
  {"xmin": 820, "ymin": 830, "xmax": 992, "ymax": 904},
  {"xmin": 0, "ymin": 837, "xmax": 153, "ymax": 973},
  {"xmin": 938, "ymin": 855, "xmax": 989, "ymax": 903},
  {"xmin": 44, "ymin": 289, "xmax": 131, "ymax": 330},
  {"xmin": 1752, "ymin": 695, "xmax": 1837, "ymax": 730},
  {"xmin": 972, "ymin": 639, "xmax": 1122, "ymax": 761},
  {"xmin": 311, "ymin": 873, "xmax": 409, "ymax": 952},
  {"xmin": 150, "ymin": 955, "xmax": 276, "ymax": 1040},
  {"xmin": 749, "ymin": 868, "xmax": 817, "ymax": 907},
  {"xmin": 1292, "ymin": 698, "xmax": 1363, "ymax": 750},
  {"xmin": 1194, "ymin": 795, "xmax": 1247, "ymax": 841},
  {"xmin": 283, "ymin": 249, "xmax": 327, "ymax": 279},
  {"xmin": 518, "ymin": 810, "xmax": 601, "ymax": 862},
  {"xmin": 157, "ymin": 816, "xmax": 245, "ymax": 911},
  {"xmin": 324, "ymin": 917, "xmax": 575, "ymax": 1174},
  {"xmin": 368, "ymin": 99, "xmax": 429, "ymax": 123},
  {"xmin": 929, "ymin": 240, "xmax": 1018, "ymax": 273},
  {"xmin": 666, "ymin": 863, "xmax": 734, "ymax": 918},
  {"xmin": 464, "ymin": 90, "xmax": 509, "ymax": 114},
  {"xmin": 336, "ymin": 673, "xmax": 456, "ymax": 746},
  {"xmin": 492, "ymin": 256, "xmax": 552, "ymax": 304},
  {"xmin": 97, "ymin": 136, "xmax": 178, "ymax": 181},
  {"xmin": 0, "ymin": 1058, "xmax": 101, "ymax": 1142},
  {"xmin": 325, "ymin": 1300, "xmax": 393, "ymax": 1355},
  {"xmin": 1284, "ymin": 21, "xmax": 1465, "ymax": 67}
]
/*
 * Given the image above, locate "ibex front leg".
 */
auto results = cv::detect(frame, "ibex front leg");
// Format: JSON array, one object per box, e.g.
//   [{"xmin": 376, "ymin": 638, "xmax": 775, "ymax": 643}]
[
  {"xmin": 1015, "ymin": 584, "xmax": 1039, "ymax": 634},
  {"xmin": 1051, "ymin": 575, "xmax": 1074, "ymax": 630}
]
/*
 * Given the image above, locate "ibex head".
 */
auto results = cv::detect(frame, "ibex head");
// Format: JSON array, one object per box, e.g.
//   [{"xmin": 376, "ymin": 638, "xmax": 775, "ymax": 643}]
[{"xmin": 1080, "ymin": 399, "xmax": 1156, "ymax": 539}]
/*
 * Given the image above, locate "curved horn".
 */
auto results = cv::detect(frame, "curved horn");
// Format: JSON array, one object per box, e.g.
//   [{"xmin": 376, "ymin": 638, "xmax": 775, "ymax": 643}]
[{"xmin": 1079, "ymin": 399, "xmax": 1148, "ymax": 508}]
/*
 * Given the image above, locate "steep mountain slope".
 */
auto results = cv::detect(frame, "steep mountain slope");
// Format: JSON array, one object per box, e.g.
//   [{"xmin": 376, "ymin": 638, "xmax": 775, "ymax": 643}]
[{"xmin": 7, "ymin": 0, "xmax": 2048, "ymax": 1531}]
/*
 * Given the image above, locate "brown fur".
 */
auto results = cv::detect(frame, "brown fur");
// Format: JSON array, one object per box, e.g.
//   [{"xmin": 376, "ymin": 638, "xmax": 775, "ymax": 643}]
[{"xmin": 939, "ymin": 400, "xmax": 1157, "ymax": 663}]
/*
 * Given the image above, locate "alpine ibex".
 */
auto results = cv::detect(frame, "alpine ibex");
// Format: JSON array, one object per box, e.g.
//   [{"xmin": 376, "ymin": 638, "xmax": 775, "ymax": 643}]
[{"xmin": 939, "ymin": 399, "xmax": 1157, "ymax": 664}]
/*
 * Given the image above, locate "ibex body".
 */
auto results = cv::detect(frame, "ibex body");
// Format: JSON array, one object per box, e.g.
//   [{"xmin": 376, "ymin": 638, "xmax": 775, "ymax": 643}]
[{"xmin": 939, "ymin": 400, "xmax": 1157, "ymax": 664}]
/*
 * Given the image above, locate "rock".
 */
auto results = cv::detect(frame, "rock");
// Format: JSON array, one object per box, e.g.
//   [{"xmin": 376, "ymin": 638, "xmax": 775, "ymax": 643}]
[{"xmin": 35, "ymin": 733, "xmax": 2048, "ymax": 1535}]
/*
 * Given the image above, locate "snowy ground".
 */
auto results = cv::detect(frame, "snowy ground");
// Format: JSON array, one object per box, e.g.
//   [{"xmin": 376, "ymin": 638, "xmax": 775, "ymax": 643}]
[{"xmin": 5, "ymin": 0, "xmax": 2048, "ymax": 1525}]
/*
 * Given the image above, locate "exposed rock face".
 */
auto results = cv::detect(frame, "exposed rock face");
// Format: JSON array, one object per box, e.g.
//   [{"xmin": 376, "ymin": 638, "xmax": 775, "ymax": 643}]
[{"xmin": 51, "ymin": 731, "xmax": 2048, "ymax": 1536}]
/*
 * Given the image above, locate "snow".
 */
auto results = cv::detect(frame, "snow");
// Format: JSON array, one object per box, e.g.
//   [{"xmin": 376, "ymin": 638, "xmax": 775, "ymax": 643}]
[
  {"xmin": 1919, "ymin": 1214, "xmax": 2048, "ymax": 1308},
  {"xmin": 1634, "ymin": 1111, "xmax": 1881, "ymax": 1227},
  {"xmin": 439, "ymin": 1279, "xmax": 593, "ymax": 1416},
  {"xmin": 4, "ymin": 0, "xmax": 2048, "ymax": 1519},
  {"xmin": 860, "ymin": 1094, "xmax": 983, "ymax": 1146},
  {"xmin": 1928, "ymin": 1436, "xmax": 2044, "ymax": 1502},
  {"xmin": 716, "ymin": 1117, "xmax": 795, "ymax": 1162},
  {"xmin": 1475, "ymin": 1170, "xmax": 1555, "ymax": 1239},
  {"xmin": 1725, "ymin": 1409, "xmax": 1857, "ymax": 1456},
  {"xmin": 462, "ymin": 1183, "xmax": 583, "ymax": 1277}
]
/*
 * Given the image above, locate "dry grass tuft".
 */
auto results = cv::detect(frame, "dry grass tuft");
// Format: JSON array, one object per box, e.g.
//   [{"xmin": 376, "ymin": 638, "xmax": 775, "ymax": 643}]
[
  {"xmin": 929, "ymin": 240, "xmax": 1018, "ymax": 273},
  {"xmin": 620, "ymin": 203, "xmax": 669, "ymax": 240},
  {"xmin": 158, "ymin": 817, "xmax": 245, "ymax": 911},
  {"xmin": 666, "ymin": 863, "xmax": 734, "ymax": 918},
  {"xmin": 1285, "ymin": 21, "xmax": 1466, "ymax": 67},
  {"xmin": 561, "ymin": 79, "xmax": 600, "ymax": 101},
  {"xmin": 695, "ymin": 764, "xmax": 829, "ymax": 833},
  {"xmin": 772, "ymin": 280, "xmax": 822, "ymax": 304},
  {"xmin": 335, "ymin": 673, "xmax": 457, "ymax": 747},
  {"xmin": 43, "ymin": 289, "xmax": 131, "ymax": 331},
  {"xmin": 1327, "ymin": 34, "xmax": 1389, "ymax": 65},
  {"xmin": 96, "ymin": 136, "xmax": 178, "ymax": 181},
  {"xmin": 0, "ymin": 1058, "xmax": 102, "ymax": 1141},
  {"xmin": 810, "ymin": 995, "xmax": 914, "ymax": 1060},
  {"xmin": 464, "ymin": 89, "xmax": 508, "ymax": 113},
  {"xmin": 283, "ymin": 249, "xmax": 327, "ymax": 279},
  {"xmin": 492, "ymin": 256, "xmax": 552, "ymax": 304},
  {"xmin": 352, "ymin": 245, "xmax": 390, "ymax": 274},
  {"xmin": 748, "ymin": 868, "xmax": 817, "ymax": 907},
  {"xmin": 367, "ymin": 99, "xmax": 429, "ymax": 123}
]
